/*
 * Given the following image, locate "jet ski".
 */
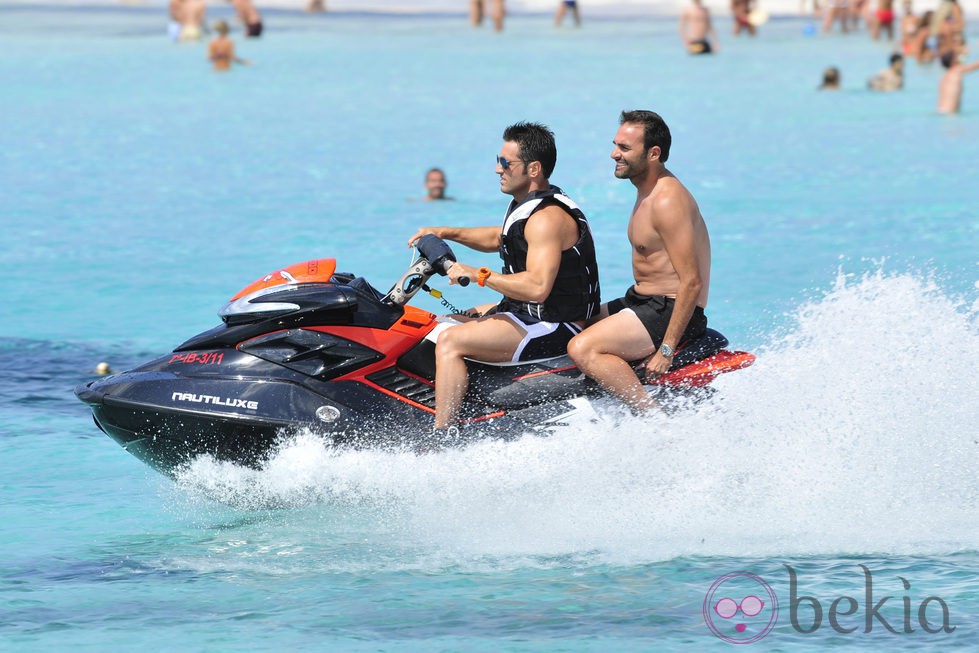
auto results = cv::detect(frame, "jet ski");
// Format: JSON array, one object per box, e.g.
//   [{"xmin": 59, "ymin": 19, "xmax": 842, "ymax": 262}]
[{"xmin": 75, "ymin": 236, "xmax": 755, "ymax": 475}]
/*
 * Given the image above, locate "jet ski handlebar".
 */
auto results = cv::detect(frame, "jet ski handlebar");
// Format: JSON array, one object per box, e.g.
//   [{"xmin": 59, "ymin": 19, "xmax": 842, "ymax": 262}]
[
  {"xmin": 383, "ymin": 235, "xmax": 469, "ymax": 306},
  {"xmin": 415, "ymin": 234, "xmax": 469, "ymax": 284}
]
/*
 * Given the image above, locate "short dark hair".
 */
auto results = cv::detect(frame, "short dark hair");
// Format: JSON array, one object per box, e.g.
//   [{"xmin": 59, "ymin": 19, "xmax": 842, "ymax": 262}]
[
  {"xmin": 940, "ymin": 51, "xmax": 955, "ymax": 69},
  {"xmin": 619, "ymin": 110, "xmax": 672, "ymax": 163},
  {"xmin": 889, "ymin": 53, "xmax": 904, "ymax": 65},
  {"xmin": 502, "ymin": 122, "xmax": 557, "ymax": 178}
]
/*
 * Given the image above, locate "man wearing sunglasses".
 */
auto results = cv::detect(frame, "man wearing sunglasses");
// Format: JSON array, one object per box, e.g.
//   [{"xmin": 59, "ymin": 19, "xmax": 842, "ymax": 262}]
[
  {"xmin": 567, "ymin": 110, "xmax": 711, "ymax": 412},
  {"xmin": 409, "ymin": 122, "xmax": 601, "ymax": 437}
]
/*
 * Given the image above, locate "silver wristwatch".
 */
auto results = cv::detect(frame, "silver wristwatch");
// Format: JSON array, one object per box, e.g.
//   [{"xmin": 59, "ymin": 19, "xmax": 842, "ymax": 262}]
[{"xmin": 659, "ymin": 343, "xmax": 675, "ymax": 358}]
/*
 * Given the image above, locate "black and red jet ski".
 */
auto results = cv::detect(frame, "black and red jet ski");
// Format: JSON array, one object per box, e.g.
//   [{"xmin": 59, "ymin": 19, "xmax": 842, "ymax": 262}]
[{"xmin": 75, "ymin": 236, "xmax": 755, "ymax": 475}]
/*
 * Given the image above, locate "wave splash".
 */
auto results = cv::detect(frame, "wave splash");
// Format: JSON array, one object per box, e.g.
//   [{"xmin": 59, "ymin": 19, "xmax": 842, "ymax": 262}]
[{"xmin": 173, "ymin": 269, "xmax": 979, "ymax": 562}]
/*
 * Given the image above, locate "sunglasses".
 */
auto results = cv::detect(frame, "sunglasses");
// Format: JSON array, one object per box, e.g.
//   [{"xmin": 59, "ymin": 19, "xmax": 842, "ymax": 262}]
[
  {"xmin": 496, "ymin": 156, "xmax": 526, "ymax": 171},
  {"xmin": 714, "ymin": 596, "xmax": 765, "ymax": 619}
]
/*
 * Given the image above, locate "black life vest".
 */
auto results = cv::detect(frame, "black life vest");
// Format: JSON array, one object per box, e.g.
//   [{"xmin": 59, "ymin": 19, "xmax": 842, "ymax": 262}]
[{"xmin": 497, "ymin": 186, "xmax": 601, "ymax": 322}]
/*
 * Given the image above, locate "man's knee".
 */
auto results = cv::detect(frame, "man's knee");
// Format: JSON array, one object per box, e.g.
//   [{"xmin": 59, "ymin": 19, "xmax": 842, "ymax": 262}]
[
  {"xmin": 567, "ymin": 331, "xmax": 593, "ymax": 365},
  {"xmin": 436, "ymin": 322, "xmax": 486, "ymax": 360},
  {"xmin": 435, "ymin": 327, "xmax": 465, "ymax": 360}
]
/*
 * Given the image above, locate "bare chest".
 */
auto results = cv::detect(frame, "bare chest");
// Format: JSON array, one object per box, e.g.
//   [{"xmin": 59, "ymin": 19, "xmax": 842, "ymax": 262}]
[{"xmin": 627, "ymin": 213, "xmax": 665, "ymax": 257}]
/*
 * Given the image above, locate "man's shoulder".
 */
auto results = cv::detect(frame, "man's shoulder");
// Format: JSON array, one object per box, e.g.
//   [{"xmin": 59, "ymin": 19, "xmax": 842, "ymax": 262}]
[
  {"xmin": 525, "ymin": 202, "xmax": 580, "ymax": 236},
  {"xmin": 643, "ymin": 176, "xmax": 698, "ymax": 221}
]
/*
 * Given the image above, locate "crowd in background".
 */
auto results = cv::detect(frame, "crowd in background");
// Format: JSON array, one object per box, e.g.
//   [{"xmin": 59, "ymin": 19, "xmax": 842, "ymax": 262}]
[{"xmin": 164, "ymin": 0, "xmax": 976, "ymax": 113}]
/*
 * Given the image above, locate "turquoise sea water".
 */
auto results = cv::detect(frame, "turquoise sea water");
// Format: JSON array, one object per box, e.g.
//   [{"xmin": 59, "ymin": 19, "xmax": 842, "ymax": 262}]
[{"xmin": 2, "ymin": 5, "xmax": 977, "ymax": 651}]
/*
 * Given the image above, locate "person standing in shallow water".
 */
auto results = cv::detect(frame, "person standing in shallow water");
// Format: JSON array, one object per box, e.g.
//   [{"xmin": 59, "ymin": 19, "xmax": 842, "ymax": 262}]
[
  {"xmin": 731, "ymin": 0, "xmax": 756, "ymax": 36},
  {"xmin": 554, "ymin": 0, "xmax": 581, "ymax": 27},
  {"xmin": 568, "ymin": 110, "xmax": 711, "ymax": 413},
  {"xmin": 208, "ymin": 20, "xmax": 251, "ymax": 71},
  {"xmin": 937, "ymin": 50, "xmax": 979, "ymax": 114},
  {"xmin": 680, "ymin": 0, "xmax": 719, "ymax": 54},
  {"xmin": 229, "ymin": 0, "xmax": 263, "ymax": 37},
  {"xmin": 471, "ymin": 0, "xmax": 505, "ymax": 31}
]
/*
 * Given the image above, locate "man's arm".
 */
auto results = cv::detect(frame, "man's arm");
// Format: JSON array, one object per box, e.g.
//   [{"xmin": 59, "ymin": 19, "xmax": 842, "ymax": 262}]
[
  {"xmin": 408, "ymin": 225, "xmax": 501, "ymax": 252},
  {"xmin": 645, "ymin": 192, "xmax": 705, "ymax": 375},
  {"xmin": 447, "ymin": 206, "xmax": 570, "ymax": 301}
]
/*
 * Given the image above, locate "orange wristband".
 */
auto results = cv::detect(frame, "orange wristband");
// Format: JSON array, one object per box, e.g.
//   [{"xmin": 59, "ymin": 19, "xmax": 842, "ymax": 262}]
[{"xmin": 477, "ymin": 267, "xmax": 492, "ymax": 287}]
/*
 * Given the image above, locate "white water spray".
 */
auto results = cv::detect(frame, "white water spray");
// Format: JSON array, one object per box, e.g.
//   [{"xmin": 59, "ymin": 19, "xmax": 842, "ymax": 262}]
[{"xmin": 175, "ymin": 270, "xmax": 978, "ymax": 563}]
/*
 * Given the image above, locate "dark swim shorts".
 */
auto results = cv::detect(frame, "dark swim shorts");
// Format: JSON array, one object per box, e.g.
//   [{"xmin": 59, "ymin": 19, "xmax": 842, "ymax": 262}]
[
  {"xmin": 687, "ymin": 39, "xmax": 713, "ymax": 55},
  {"xmin": 607, "ymin": 286, "xmax": 708, "ymax": 347},
  {"xmin": 246, "ymin": 21, "xmax": 263, "ymax": 37}
]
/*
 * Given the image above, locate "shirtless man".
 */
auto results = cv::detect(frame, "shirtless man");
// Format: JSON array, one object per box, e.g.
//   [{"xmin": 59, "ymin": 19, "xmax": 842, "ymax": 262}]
[
  {"xmin": 568, "ymin": 110, "xmax": 710, "ymax": 412},
  {"xmin": 867, "ymin": 53, "xmax": 904, "ymax": 91},
  {"xmin": 229, "ymin": 0, "xmax": 263, "ymax": 37},
  {"xmin": 680, "ymin": 0, "xmax": 719, "ymax": 54},
  {"xmin": 208, "ymin": 20, "xmax": 250, "ymax": 71},
  {"xmin": 937, "ymin": 51, "xmax": 979, "ymax": 114}
]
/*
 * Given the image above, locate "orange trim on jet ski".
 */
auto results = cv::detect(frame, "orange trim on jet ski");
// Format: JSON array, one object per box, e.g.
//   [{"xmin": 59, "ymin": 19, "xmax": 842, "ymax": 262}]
[
  {"xmin": 356, "ymin": 377, "xmax": 436, "ymax": 414},
  {"xmin": 650, "ymin": 350, "xmax": 756, "ymax": 387},
  {"xmin": 464, "ymin": 411, "xmax": 506, "ymax": 424},
  {"xmin": 229, "ymin": 259, "xmax": 338, "ymax": 301},
  {"xmin": 512, "ymin": 365, "xmax": 578, "ymax": 381}
]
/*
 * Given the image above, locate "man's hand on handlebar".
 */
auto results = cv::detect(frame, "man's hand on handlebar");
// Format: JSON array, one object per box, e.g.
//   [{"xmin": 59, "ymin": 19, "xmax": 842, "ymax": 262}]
[
  {"xmin": 446, "ymin": 262, "xmax": 478, "ymax": 286},
  {"xmin": 408, "ymin": 227, "xmax": 443, "ymax": 248}
]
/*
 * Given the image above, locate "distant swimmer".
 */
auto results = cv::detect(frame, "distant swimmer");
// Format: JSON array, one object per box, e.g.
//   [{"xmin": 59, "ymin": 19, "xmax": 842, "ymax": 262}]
[
  {"xmin": 424, "ymin": 167, "xmax": 452, "ymax": 201},
  {"xmin": 680, "ymin": 0, "xmax": 719, "ymax": 54},
  {"xmin": 819, "ymin": 66, "xmax": 842, "ymax": 89},
  {"xmin": 208, "ymin": 20, "xmax": 251, "ymax": 71},
  {"xmin": 94, "ymin": 362, "xmax": 114, "ymax": 376},
  {"xmin": 867, "ymin": 53, "xmax": 904, "ymax": 91},
  {"xmin": 937, "ymin": 50, "xmax": 979, "ymax": 114},
  {"xmin": 306, "ymin": 0, "xmax": 327, "ymax": 12}
]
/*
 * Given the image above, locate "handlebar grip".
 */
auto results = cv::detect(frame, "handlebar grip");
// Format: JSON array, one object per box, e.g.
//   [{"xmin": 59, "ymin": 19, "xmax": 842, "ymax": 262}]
[{"xmin": 458, "ymin": 277, "xmax": 470, "ymax": 287}]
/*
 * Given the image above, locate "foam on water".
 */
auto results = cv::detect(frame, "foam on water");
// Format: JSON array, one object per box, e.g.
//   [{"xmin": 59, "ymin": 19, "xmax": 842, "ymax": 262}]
[{"xmin": 173, "ymin": 269, "xmax": 978, "ymax": 564}]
